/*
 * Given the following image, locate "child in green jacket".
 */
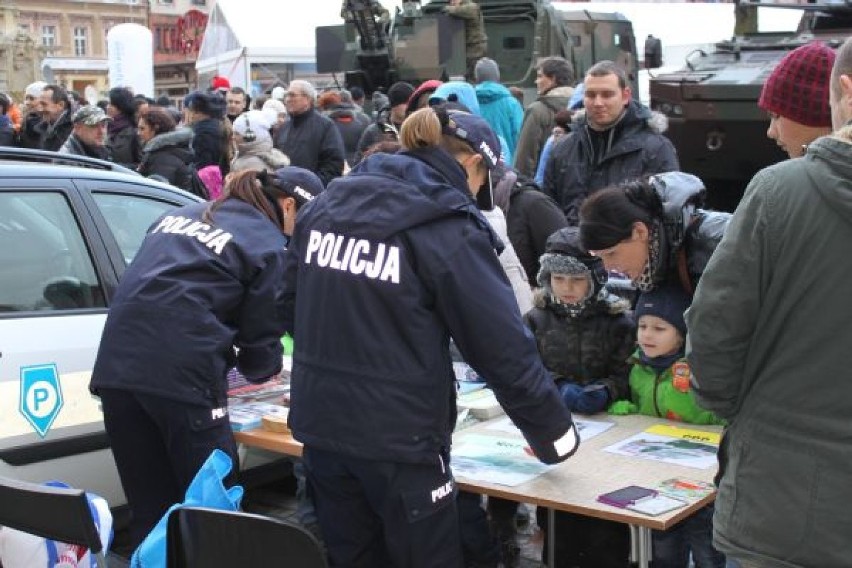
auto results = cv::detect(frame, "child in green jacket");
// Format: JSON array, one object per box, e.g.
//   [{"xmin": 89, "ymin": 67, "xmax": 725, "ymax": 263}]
[{"xmin": 610, "ymin": 284, "xmax": 725, "ymax": 568}]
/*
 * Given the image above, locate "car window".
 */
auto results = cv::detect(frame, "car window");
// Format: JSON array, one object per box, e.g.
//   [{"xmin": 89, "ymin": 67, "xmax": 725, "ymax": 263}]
[
  {"xmin": 0, "ymin": 192, "xmax": 106, "ymax": 312},
  {"xmin": 92, "ymin": 193, "xmax": 182, "ymax": 264}
]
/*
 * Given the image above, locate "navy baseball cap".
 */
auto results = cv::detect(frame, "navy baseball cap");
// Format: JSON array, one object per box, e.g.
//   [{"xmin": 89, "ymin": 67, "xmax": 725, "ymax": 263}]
[
  {"xmin": 270, "ymin": 166, "xmax": 325, "ymax": 205},
  {"xmin": 443, "ymin": 111, "xmax": 501, "ymax": 171}
]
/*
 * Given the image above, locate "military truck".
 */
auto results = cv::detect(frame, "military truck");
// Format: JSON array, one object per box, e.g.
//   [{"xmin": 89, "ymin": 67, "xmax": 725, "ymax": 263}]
[
  {"xmin": 316, "ymin": 0, "xmax": 640, "ymax": 104},
  {"xmin": 649, "ymin": 2, "xmax": 852, "ymax": 212}
]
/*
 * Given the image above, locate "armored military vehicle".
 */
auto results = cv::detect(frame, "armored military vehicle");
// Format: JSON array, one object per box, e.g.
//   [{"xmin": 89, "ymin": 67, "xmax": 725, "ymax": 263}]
[
  {"xmin": 316, "ymin": 0, "xmax": 640, "ymax": 104},
  {"xmin": 649, "ymin": 3, "xmax": 851, "ymax": 212}
]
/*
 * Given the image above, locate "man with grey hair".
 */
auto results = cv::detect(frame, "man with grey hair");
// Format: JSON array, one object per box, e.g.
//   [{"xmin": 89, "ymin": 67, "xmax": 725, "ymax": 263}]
[
  {"xmin": 274, "ymin": 79, "xmax": 345, "ymax": 185},
  {"xmin": 686, "ymin": 37, "xmax": 852, "ymax": 568},
  {"xmin": 514, "ymin": 56, "xmax": 574, "ymax": 178},
  {"xmin": 19, "ymin": 81, "xmax": 47, "ymax": 148},
  {"xmin": 542, "ymin": 60, "xmax": 678, "ymax": 223}
]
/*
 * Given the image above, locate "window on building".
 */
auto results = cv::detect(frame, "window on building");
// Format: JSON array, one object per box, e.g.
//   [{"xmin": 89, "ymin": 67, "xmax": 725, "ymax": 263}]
[
  {"xmin": 74, "ymin": 27, "xmax": 88, "ymax": 56},
  {"xmin": 159, "ymin": 0, "xmax": 174, "ymax": 4},
  {"xmin": 191, "ymin": 0, "xmax": 207, "ymax": 5},
  {"xmin": 42, "ymin": 25, "xmax": 56, "ymax": 47}
]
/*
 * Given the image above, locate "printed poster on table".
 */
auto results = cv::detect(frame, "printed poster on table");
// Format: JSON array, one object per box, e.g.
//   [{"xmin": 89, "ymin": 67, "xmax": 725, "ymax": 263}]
[
  {"xmin": 603, "ymin": 424, "xmax": 720, "ymax": 470},
  {"xmin": 452, "ymin": 434, "xmax": 553, "ymax": 486}
]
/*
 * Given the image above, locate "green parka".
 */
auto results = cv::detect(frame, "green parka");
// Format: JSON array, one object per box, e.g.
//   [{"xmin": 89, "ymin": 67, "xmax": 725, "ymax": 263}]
[{"xmin": 610, "ymin": 352, "xmax": 724, "ymax": 426}]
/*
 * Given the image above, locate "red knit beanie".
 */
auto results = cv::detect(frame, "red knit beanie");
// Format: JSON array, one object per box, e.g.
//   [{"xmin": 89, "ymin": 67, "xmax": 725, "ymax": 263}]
[
  {"xmin": 211, "ymin": 75, "xmax": 231, "ymax": 91},
  {"xmin": 758, "ymin": 42, "xmax": 835, "ymax": 127}
]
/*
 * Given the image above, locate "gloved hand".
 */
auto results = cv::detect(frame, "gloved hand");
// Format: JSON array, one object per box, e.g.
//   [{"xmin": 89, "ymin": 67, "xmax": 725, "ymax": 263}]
[
  {"xmin": 557, "ymin": 381, "xmax": 584, "ymax": 410},
  {"xmin": 557, "ymin": 382, "xmax": 610, "ymax": 415},
  {"xmin": 574, "ymin": 384, "xmax": 610, "ymax": 415},
  {"xmin": 608, "ymin": 400, "xmax": 639, "ymax": 416}
]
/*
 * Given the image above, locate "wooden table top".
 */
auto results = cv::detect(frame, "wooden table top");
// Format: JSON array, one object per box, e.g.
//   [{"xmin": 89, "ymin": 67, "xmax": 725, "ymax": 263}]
[{"xmin": 234, "ymin": 414, "xmax": 721, "ymax": 530}]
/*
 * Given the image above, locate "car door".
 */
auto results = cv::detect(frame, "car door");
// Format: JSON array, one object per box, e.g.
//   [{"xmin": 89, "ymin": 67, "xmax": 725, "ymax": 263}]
[{"xmin": 0, "ymin": 177, "xmax": 194, "ymax": 507}]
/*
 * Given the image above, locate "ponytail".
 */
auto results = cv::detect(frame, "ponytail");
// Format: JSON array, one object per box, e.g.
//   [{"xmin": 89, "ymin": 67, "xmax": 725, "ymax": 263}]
[
  {"xmin": 400, "ymin": 106, "xmax": 480, "ymax": 160},
  {"xmin": 400, "ymin": 107, "xmax": 442, "ymax": 150}
]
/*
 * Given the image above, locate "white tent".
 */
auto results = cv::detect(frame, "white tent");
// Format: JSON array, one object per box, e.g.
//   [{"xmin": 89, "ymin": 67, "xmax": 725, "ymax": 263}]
[{"xmin": 196, "ymin": 0, "xmax": 405, "ymax": 94}]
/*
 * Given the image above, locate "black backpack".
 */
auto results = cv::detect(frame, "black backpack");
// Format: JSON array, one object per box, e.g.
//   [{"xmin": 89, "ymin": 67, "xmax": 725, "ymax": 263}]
[{"xmin": 177, "ymin": 163, "xmax": 211, "ymax": 200}]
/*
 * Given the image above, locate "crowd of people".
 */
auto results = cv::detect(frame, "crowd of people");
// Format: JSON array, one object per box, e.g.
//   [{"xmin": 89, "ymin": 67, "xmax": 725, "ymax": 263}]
[{"xmin": 45, "ymin": 27, "xmax": 852, "ymax": 568}]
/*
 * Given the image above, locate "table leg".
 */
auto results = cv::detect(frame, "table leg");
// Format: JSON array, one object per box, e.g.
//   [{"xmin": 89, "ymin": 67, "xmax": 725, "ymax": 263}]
[
  {"xmin": 548, "ymin": 507, "xmax": 555, "ymax": 567},
  {"xmin": 628, "ymin": 524, "xmax": 652, "ymax": 568},
  {"xmin": 628, "ymin": 524, "xmax": 640, "ymax": 563}
]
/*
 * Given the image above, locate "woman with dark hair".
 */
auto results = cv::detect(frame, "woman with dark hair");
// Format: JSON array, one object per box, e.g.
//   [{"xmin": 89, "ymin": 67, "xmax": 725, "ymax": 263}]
[
  {"xmin": 183, "ymin": 90, "xmax": 232, "ymax": 176},
  {"xmin": 579, "ymin": 171, "xmax": 730, "ymax": 296},
  {"xmin": 106, "ymin": 87, "xmax": 142, "ymax": 168},
  {"xmin": 137, "ymin": 107, "xmax": 195, "ymax": 190},
  {"xmin": 89, "ymin": 166, "xmax": 324, "ymax": 547}
]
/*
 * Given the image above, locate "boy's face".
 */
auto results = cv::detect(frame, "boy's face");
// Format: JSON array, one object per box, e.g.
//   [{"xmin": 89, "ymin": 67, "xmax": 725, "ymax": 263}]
[
  {"xmin": 637, "ymin": 315, "xmax": 683, "ymax": 359},
  {"xmin": 551, "ymin": 273, "xmax": 590, "ymax": 305}
]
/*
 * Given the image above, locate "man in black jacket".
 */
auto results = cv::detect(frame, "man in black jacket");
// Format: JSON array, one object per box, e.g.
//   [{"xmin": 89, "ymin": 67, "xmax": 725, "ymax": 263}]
[
  {"xmin": 35, "ymin": 84, "xmax": 74, "ymax": 152},
  {"xmin": 58, "ymin": 105, "xmax": 111, "ymax": 160},
  {"xmin": 275, "ymin": 80, "xmax": 345, "ymax": 185},
  {"xmin": 543, "ymin": 60, "xmax": 679, "ymax": 224}
]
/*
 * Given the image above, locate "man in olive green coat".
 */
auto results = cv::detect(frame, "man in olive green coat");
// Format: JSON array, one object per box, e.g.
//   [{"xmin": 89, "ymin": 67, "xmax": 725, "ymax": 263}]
[{"xmin": 686, "ymin": 37, "xmax": 852, "ymax": 568}]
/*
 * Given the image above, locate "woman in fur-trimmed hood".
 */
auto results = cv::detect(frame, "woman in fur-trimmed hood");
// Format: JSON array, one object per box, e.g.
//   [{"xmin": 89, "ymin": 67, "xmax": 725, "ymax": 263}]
[{"xmin": 137, "ymin": 107, "xmax": 195, "ymax": 191}]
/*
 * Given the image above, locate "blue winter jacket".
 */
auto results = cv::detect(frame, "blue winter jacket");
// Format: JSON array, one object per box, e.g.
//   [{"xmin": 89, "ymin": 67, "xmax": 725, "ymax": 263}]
[
  {"xmin": 476, "ymin": 81, "xmax": 524, "ymax": 164},
  {"xmin": 90, "ymin": 199, "xmax": 289, "ymax": 407},
  {"xmin": 284, "ymin": 147, "xmax": 577, "ymax": 466}
]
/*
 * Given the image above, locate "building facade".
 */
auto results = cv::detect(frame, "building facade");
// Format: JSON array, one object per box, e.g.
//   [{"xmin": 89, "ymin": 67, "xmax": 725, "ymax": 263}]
[
  {"xmin": 150, "ymin": 0, "xmax": 211, "ymax": 105},
  {"xmin": 0, "ymin": 0, "xmax": 149, "ymax": 101}
]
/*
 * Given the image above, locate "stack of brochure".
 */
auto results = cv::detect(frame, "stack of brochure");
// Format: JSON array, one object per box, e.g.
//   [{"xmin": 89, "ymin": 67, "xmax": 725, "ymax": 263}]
[{"xmin": 229, "ymin": 402, "xmax": 289, "ymax": 432}]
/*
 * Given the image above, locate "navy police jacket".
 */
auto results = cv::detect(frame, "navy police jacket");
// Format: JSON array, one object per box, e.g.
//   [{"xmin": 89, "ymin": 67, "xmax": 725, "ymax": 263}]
[
  {"xmin": 284, "ymin": 147, "xmax": 578, "ymax": 466},
  {"xmin": 90, "ymin": 199, "xmax": 289, "ymax": 407}
]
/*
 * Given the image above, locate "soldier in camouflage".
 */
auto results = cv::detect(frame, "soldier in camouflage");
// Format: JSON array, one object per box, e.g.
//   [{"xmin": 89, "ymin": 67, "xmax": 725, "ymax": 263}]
[{"xmin": 444, "ymin": 0, "xmax": 488, "ymax": 79}]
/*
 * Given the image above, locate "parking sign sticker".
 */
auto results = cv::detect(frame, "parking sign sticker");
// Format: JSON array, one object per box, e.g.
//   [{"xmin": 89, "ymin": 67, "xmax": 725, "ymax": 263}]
[{"xmin": 19, "ymin": 364, "xmax": 64, "ymax": 437}]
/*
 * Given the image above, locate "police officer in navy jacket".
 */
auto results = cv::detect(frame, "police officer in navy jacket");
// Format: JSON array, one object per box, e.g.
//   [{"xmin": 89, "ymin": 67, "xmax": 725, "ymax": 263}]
[
  {"xmin": 90, "ymin": 167, "xmax": 324, "ymax": 547},
  {"xmin": 284, "ymin": 108, "xmax": 580, "ymax": 567}
]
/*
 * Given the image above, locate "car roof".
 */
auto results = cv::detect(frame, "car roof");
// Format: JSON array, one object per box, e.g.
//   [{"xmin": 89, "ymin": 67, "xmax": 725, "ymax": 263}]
[{"xmin": 0, "ymin": 147, "xmax": 203, "ymax": 202}]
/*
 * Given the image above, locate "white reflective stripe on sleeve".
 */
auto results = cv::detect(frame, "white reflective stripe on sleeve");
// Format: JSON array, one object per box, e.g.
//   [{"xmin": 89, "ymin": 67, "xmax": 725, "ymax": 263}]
[{"xmin": 553, "ymin": 424, "xmax": 580, "ymax": 457}]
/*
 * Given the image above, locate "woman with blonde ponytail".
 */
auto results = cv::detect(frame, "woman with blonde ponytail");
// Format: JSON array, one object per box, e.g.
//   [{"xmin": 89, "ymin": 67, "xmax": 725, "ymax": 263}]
[
  {"xmin": 89, "ymin": 166, "xmax": 324, "ymax": 547},
  {"xmin": 283, "ymin": 106, "xmax": 579, "ymax": 567}
]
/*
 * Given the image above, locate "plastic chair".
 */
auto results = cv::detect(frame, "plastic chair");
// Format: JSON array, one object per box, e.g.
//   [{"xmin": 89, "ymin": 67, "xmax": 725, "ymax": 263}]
[
  {"xmin": 166, "ymin": 506, "xmax": 328, "ymax": 568},
  {"xmin": 0, "ymin": 476, "xmax": 108, "ymax": 568}
]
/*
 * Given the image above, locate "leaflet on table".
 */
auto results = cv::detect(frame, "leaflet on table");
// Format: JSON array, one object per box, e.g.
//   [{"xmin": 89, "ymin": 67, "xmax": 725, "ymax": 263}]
[
  {"xmin": 229, "ymin": 402, "xmax": 289, "ymax": 432},
  {"xmin": 655, "ymin": 478, "xmax": 715, "ymax": 501},
  {"xmin": 486, "ymin": 416, "xmax": 614, "ymax": 442},
  {"xmin": 602, "ymin": 426, "xmax": 719, "ymax": 470},
  {"xmin": 451, "ymin": 434, "xmax": 554, "ymax": 486}
]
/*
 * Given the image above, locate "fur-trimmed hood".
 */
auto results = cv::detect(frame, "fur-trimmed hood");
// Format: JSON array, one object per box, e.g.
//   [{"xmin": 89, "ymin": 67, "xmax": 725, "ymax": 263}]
[{"xmin": 143, "ymin": 127, "xmax": 193, "ymax": 154}]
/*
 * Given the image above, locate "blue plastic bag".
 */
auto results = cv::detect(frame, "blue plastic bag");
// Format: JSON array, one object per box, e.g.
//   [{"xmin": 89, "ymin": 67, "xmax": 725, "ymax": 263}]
[{"xmin": 130, "ymin": 449, "xmax": 243, "ymax": 568}]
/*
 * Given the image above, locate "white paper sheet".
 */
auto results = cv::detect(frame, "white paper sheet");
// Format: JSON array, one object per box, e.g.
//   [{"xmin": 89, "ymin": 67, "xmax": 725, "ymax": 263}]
[{"xmin": 603, "ymin": 431, "xmax": 718, "ymax": 469}]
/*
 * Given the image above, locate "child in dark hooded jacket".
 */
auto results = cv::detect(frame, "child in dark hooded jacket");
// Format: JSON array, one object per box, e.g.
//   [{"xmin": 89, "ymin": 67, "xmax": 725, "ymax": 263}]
[{"xmin": 490, "ymin": 226, "xmax": 636, "ymax": 568}]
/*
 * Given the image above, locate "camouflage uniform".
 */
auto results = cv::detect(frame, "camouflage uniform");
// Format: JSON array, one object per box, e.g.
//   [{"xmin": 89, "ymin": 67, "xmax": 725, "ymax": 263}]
[{"xmin": 445, "ymin": 0, "xmax": 488, "ymax": 78}]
